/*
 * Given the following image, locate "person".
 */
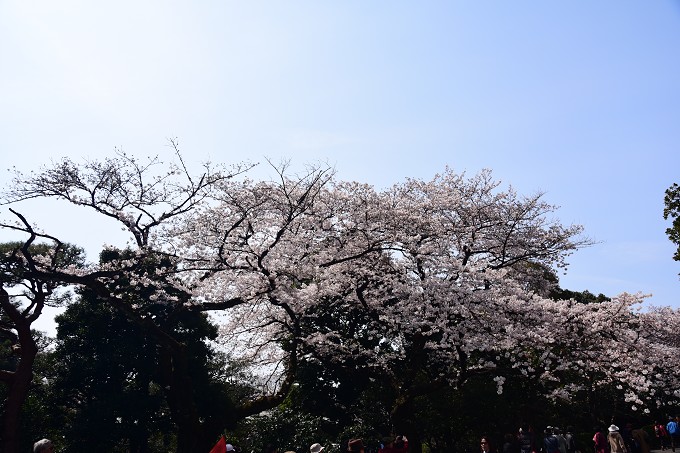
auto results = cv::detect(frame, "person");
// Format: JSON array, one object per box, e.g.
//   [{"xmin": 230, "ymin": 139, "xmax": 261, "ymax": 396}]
[
  {"xmin": 621, "ymin": 423, "xmax": 637, "ymax": 453},
  {"xmin": 379, "ymin": 437, "xmax": 394, "ymax": 453},
  {"xmin": 554, "ymin": 427, "xmax": 568, "ymax": 453},
  {"xmin": 631, "ymin": 424, "xmax": 651, "ymax": 453},
  {"xmin": 655, "ymin": 421, "xmax": 669, "ymax": 451},
  {"xmin": 518, "ymin": 426, "xmax": 535, "ymax": 453},
  {"xmin": 544, "ymin": 427, "xmax": 559, "ymax": 453},
  {"xmin": 565, "ymin": 426, "xmax": 576, "ymax": 453},
  {"xmin": 594, "ymin": 426, "xmax": 608, "ymax": 453},
  {"xmin": 668, "ymin": 416, "xmax": 680, "ymax": 452},
  {"xmin": 481, "ymin": 436, "xmax": 494, "ymax": 453},
  {"xmin": 227, "ymin": 444, "xmax": 236, "ymax": 452},
  {"xmin": 310, "ymin": 443, "xmax": 325, "ymax": 453},
  {"xmin": 348, "ymin": 439, "xmax": 365, "ymax": 452},
  {"xmin": 503, "ymin": 433, "xmax": 519, "ymax": 453},
  {"xmin": 607, "ymin": 425, "xmax": 628, "ymax": 453},
  {"xmin": 393, "ymin": 436, "xmax": 408, "ymax": 453},
  {"xmin": 33, "ymin": 439, "xmax": 55, "ymax": 453}
]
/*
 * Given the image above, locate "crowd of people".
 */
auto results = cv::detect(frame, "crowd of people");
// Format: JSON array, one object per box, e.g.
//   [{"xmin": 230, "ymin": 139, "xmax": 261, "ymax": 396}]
[
  {"xmin": 480, "ymin": 416, "xmax": 680, "ymax": 453},
  {"xmin": 653, "ymin": 416, "xmax": 680, "ymax": 452},
  {"xmin": 31, "ymin": 416, "xmax": 680, "ymax": 453},
  {"xmin": 481, "ymin": 425, "xmax": 578, "ymax": 453},
  {"xmin": 591, "ymin": 416, "xmax": 680, "ymax": 453},
  {"xmin": 207, "ymin": 435, "xmax": 407, "ymax": 453}
]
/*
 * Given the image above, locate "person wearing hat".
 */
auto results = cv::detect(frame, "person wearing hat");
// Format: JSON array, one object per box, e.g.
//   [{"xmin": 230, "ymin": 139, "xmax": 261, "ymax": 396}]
[
  {"xmin": 608, "ymin": 425, "xmax": 629, "ymax": 453},
  {"xmin": 33, "ymin": 439, "xmax": 55, "ymax": 453},
  {"xmin": 348, "ymin": 438, "xmax": 365, "ymax": 452},
  {"xmin": 310, "ymin": 443, "xmax": 325, "ymax": 453},
  {"xmin": 544, "ymin": 427, "xmax": 559, "ymax": 453}
]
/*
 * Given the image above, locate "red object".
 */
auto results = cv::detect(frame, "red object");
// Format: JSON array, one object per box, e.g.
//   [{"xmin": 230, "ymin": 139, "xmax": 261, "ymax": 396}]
[{"xmin": 209, "ymin": 436, "xmax": 226, "ymax": 453}]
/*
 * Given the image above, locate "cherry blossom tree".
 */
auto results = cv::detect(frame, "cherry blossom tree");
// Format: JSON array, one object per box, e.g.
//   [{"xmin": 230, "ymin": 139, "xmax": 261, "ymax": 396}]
[
  {"xmin": 3, "ymin": 151, "xmax": 679, "ymax": 452},
  {"xmin": 187, "ymin": 169, "xmax": 680, "ymax": 449}
]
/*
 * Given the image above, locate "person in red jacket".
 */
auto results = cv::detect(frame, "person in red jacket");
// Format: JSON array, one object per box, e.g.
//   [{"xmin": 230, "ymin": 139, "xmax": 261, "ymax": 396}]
[
  {"xmin": 655, "ymin": 421, "xmax": 669, "ymax": 451},
  {"xmin": 593, "ymin": 426, "xmax": 608, "ymax": 453},
  {"xmin": 393, "ymin": 436, "xmax": 408, "ymax": 453}
]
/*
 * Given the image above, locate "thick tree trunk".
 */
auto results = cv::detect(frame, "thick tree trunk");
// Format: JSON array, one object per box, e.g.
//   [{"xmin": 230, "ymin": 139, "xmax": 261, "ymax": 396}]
[
  {"xmin": 0, "ymin": 288, "xmax": 39, "ymax": 453},
  {"xmin": 157, "ymin": 341, "xmax": 205, "ymax": 453},
  {"xmin": 2, "ymin": 366, "xmax": 35, "ymax": 453},
  {"xmin": 391, "ymin": 393, "xmax": 423, "ymax": 453}
]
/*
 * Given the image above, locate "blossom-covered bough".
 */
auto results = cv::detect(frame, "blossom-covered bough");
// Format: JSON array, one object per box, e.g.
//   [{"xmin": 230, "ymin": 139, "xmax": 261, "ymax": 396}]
[
  {"xmin": 170, "ymin": 167, "xmax": 680, "ymax": 435},
  {"xmin": 193, "ymin": 168, "xmax": 680, "ymax": 434},
  {"xmin": 2, "ymin": 150, "xmax": 679, "ymax": 452}
]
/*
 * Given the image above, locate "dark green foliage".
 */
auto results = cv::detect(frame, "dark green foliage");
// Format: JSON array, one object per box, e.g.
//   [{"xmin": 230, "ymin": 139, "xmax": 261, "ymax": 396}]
[
  {"xmin": 49, "ymin": 292, "xmax": 174, "ymax": 452},
  {"xmin": 0, "ymin": 241, "xmax": 85, "ymax": 283},
  {"xmin": 225, "ymin": 354, "xmax": 651, "ymax": 453},
  {"xmin": 550, "ymin": 288, "xmax": 610, "ymax": 304},
  {"xmin": 230, "ymin": 405, "xmax": 330, "ymax": 453},
  {"xmin": 45, "ymin": 286, "xmax": 236, "ymax": 452},
  {"xmin": 664, "ymin": 183, "xmax": 680, "ymax": 265}
]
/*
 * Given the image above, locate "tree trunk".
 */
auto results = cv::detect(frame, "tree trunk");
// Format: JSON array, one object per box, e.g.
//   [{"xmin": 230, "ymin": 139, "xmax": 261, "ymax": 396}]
[
  {"xmin": 0, "ymin": 288, "xmax": 39, "ymax": 453},
  {"xmin": 157, "ymin": 341, "xmax": 205, "ymax": 453},
  {"xmin": 391, "ymin": 393, "xmax": 423, "ymax": 453},
  {"xmin": 406, "ymin": 431, "xmax": 423, "ymax": 453},
  {"xmin": 97, "ymin": 287, "xmax": 208, "ymax": 452}
]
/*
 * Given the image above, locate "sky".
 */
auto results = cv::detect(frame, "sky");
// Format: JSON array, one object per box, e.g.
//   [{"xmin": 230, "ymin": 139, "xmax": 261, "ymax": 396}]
[{"xmin": 1, "ymin": 1, "xmax": 679, "ymax": 333}]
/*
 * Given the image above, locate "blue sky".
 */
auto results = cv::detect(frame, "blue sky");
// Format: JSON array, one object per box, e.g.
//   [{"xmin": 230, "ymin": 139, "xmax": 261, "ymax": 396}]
[{"xmin": 1, "ymin": 1, "xmax": 679, "ymax": 327}]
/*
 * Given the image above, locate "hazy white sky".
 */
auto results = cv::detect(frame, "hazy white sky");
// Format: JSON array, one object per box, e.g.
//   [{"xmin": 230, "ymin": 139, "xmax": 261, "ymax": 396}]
[{"xmin": 1, "ymin": 1, "xmax": 679, "ymax": 331}]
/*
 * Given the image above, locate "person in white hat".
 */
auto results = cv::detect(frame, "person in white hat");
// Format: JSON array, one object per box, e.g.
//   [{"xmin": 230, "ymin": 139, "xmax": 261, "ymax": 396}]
[
  {"xmin": 608, "ymin": 425, "xmax": 628, "ymax": 453},
  {"xmin": 310, "ymin": 443, "xmax": 325, "ymax": 453},
  {"xmin": 226, "ymin": 444, "xmax": 235, "ymax": 452}
]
